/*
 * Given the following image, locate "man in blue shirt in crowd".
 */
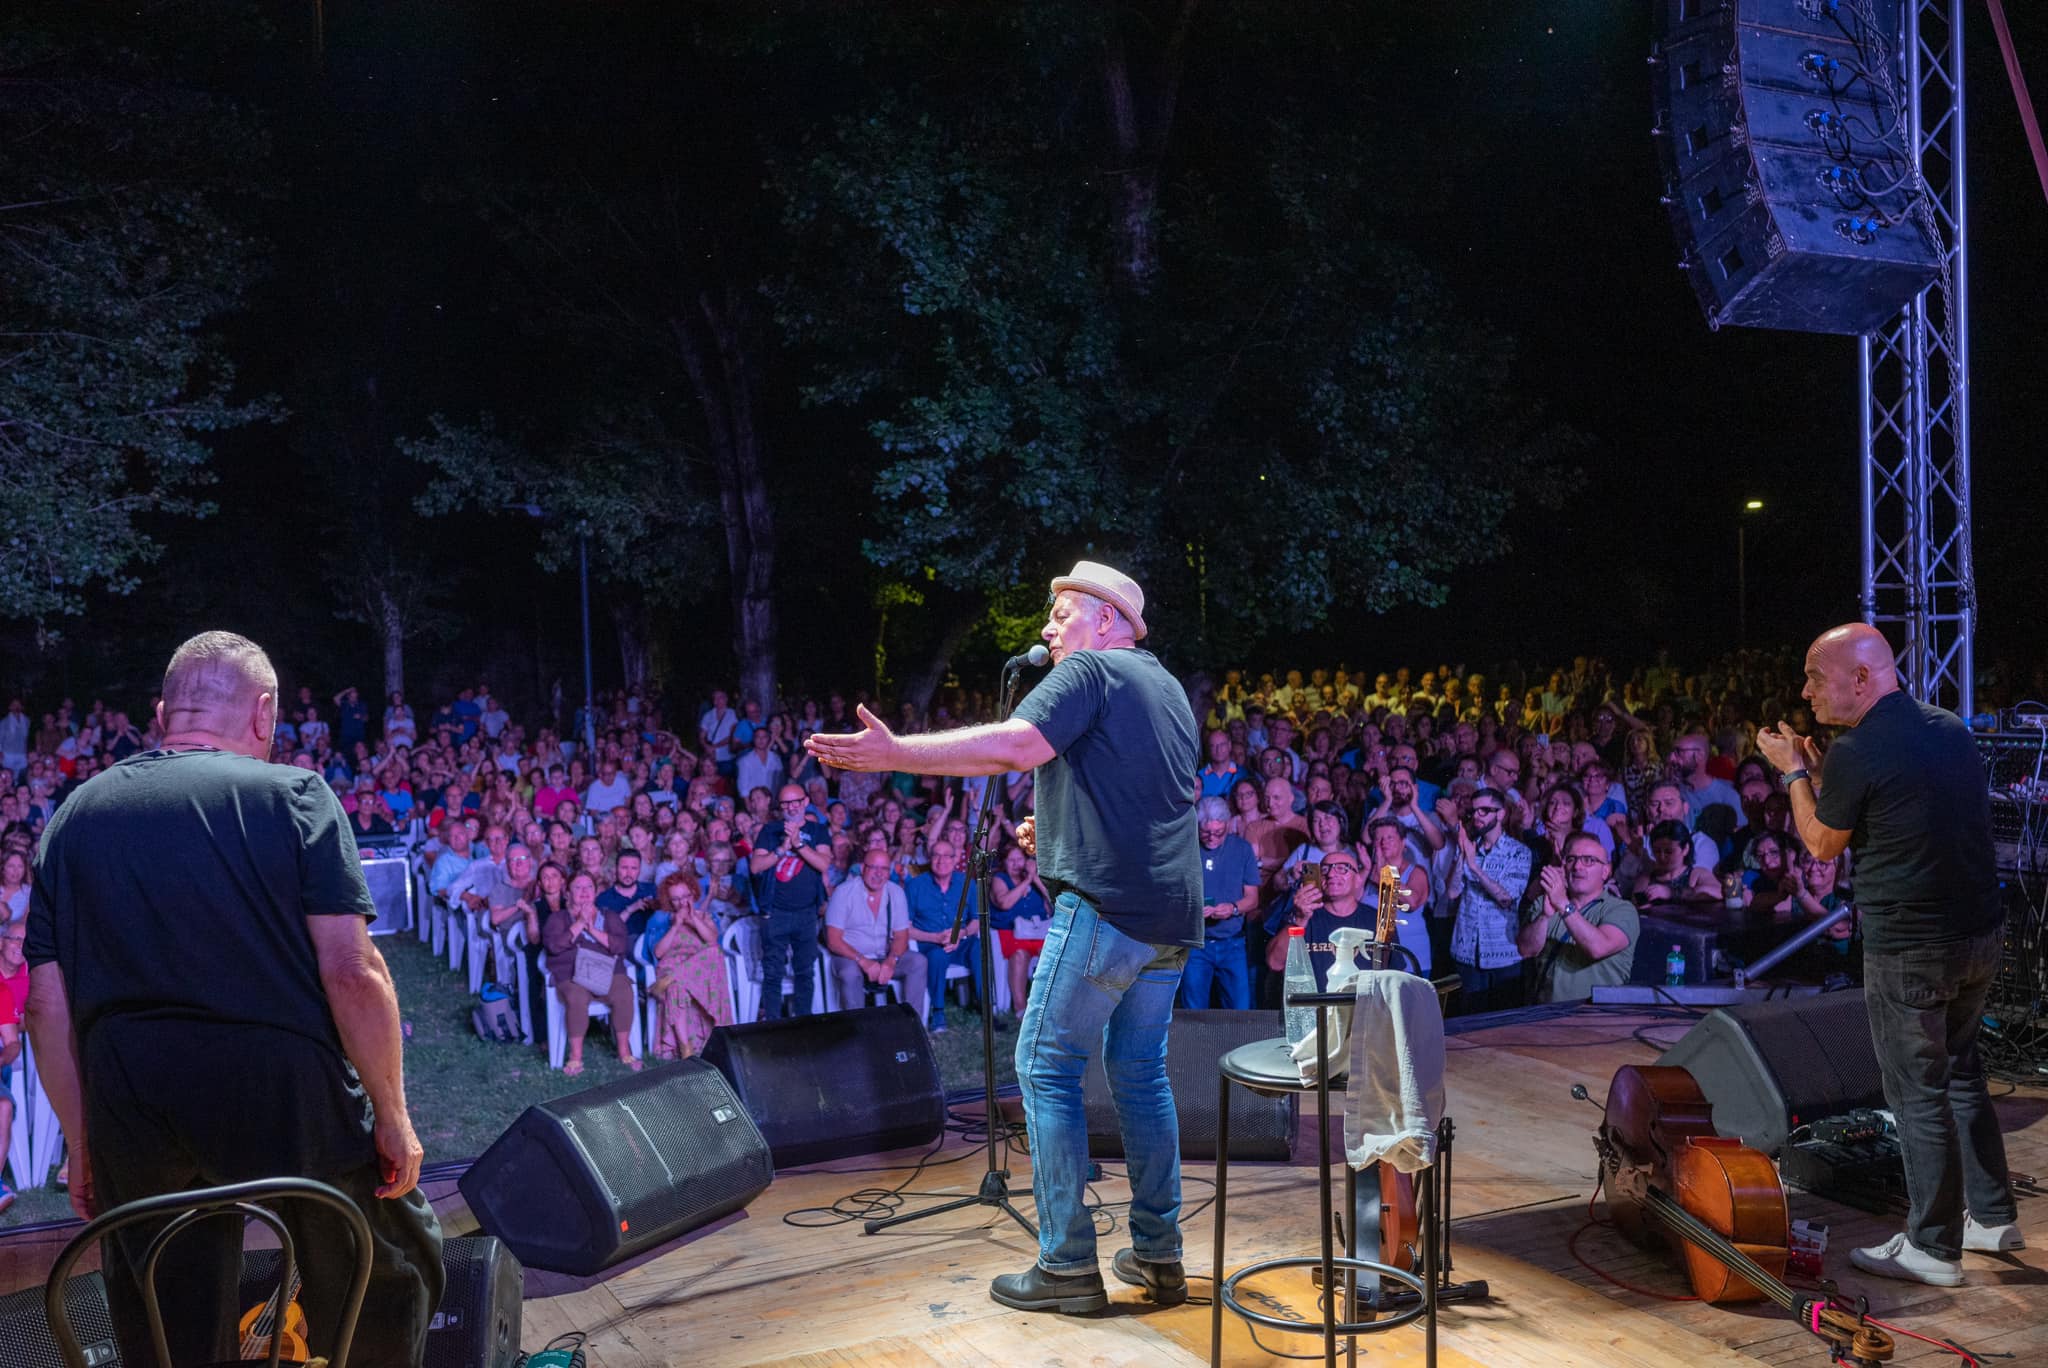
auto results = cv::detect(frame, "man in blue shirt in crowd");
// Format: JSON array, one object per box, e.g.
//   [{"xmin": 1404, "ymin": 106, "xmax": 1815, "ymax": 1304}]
[
  {"xmin": 1181, "ymin": 795, "xmax": 1258, "ymax": 1010},
  {"xmin": 903, "ymin": 837, "xmax": 980, "ymax": 1033}
]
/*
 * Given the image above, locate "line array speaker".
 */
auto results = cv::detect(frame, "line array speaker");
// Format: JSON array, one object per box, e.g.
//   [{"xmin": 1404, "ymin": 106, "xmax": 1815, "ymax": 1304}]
[{"xmin": 1651, "ymin": 0, "xmax": 1939, "ymax": 334}]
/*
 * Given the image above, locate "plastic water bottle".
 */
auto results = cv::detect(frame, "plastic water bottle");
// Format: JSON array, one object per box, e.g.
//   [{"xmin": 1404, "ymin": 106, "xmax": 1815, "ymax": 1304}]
[
  {"xmin": 1665, "ymin": 942, "xmax": 1687, "ymax": 987},
  {"xmin": 1284, "ymin": 926, "xmax": 1318, "ymax": 1047}
]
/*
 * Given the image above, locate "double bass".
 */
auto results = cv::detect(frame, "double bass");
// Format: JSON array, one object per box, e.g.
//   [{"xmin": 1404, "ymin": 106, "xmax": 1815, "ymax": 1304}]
[{"xmin": 1596, "ymin": 1064, "xmax": 1894, "ymax": 1365}]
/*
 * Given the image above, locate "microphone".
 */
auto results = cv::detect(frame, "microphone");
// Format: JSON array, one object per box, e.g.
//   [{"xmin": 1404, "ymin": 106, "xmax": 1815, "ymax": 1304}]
[{"xmin": 1005, "ymin": 644, "xmax": 1051, "ymax": 673}]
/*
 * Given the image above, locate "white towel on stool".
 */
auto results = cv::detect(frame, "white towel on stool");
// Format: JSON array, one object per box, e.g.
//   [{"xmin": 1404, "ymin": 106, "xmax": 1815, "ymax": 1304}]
[{"xmin": 1340, "ymin": 968, "xmax": 1445, "ymax": 1173}]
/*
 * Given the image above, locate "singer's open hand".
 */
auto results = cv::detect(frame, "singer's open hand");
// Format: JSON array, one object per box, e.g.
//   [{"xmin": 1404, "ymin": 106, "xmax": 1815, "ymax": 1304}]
[{"xmin": 804, "ymin": 704, "xmax": 899, "ymax": 773}]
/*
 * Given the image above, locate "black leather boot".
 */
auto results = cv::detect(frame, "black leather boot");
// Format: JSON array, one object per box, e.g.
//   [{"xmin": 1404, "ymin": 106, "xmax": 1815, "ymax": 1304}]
[
  {"xmin": 1112, "ymin": 1248, "xmax": 1189, "ymax": 1306},
  {"xmin": 989, "ymin": 1263, "xmax": 1110, "ymax": 1314}
]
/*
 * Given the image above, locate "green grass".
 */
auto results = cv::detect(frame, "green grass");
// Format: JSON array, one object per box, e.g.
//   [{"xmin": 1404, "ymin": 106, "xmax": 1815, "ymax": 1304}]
[{"xmin": 3, "ymin": 935, "xmax": 1019, "ymax": 1231}]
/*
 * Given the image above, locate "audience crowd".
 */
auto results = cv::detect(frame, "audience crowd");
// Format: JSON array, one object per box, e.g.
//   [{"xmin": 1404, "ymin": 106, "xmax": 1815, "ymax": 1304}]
[{"xmin": 0, "ymin": 647, "xmax": 1893, "ymax": 1190}]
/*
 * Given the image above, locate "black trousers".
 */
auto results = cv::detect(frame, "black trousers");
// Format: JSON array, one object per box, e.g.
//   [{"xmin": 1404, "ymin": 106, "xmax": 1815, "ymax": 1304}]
[
  {"xmin": 85, "ymin": 1018, "xmax": 444, "ymax": 1368},
  {"xmin": 1861, "ymin": 923, "xmax": 2019, "ymax": 1260}
]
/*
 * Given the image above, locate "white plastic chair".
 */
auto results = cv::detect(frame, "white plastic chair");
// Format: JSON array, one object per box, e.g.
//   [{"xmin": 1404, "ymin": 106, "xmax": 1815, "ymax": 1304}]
[
  {"xmin": 720, "ymin": 919, "xmax": 761, "ymax": 1024},
  {"xmin": 628, "ymin": 933, "xmax": 660, "ymax": 1050},
  {"xmin": 541, "ymin": 959, "xmax": 646, "ymax": 1071},
  {"xmin": 463, "ymin": 904, "xmax": 495, "ymax": 994},
  {"xmin": 6, "ymin": 1044, "xmax": 34, "ymax": 1189},
  {"xmin": 491, "ymin": 921, "xmax": 537, "ymax": 1045},
  {"xmin": 989, "ymin": 936, "xmax": 1041, "ymax": 1015},
  {"xmin": 6, "ymin": 1038, "xmax": 62, "ymax": 1193},
  {"xmin": 715, "ymin": 915, "xmax": 825, "ymax": 1021},
  {"xmin": 448, "ymin": 898, "xmax": 470, "ymax": 973}
]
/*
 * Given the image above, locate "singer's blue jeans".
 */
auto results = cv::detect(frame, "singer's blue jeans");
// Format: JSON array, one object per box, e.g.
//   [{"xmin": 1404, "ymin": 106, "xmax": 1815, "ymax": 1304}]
[{"xmin": 1014, "ymin": 891, "xmax": 1188, "ymax": 1275}]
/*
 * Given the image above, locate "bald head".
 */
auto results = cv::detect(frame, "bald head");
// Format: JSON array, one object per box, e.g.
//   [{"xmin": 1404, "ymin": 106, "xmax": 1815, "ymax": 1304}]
[
  {"xmin": 1802, "ymin": 622, "xmax": 1899, "ymax": 726},
  {"xmin": 158, "ymin": 630, "xmax": 279, "ymax": 758}
]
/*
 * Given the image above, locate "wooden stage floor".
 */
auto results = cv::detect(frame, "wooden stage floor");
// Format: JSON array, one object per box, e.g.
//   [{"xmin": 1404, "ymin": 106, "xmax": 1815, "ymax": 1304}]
[{"xmin": 5, "ymin": 1004, "xmax": 2043, "ymax": 1366}]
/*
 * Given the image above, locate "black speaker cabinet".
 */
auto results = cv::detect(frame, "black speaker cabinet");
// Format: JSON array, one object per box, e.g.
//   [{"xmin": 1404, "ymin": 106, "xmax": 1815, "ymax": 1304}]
[
  {"xmin": 1656, "ymin": 989, "xmax": 1885, "ymax": 1155},
  {"xmin": 0, "ymin": 1272, "xmax": 122, "ymax": 1368},
  {"xmin": 1084, "ymin": 1009, "xmax": 1297, "ymax": 1162},
  {"xmin": 460, "ymin": 1058, "xmax": 772, "ymax": 1276},
  {"xmin": 1652, "ymin": 0, "xmax": 1939, "ymax": 334},
  {"xmin": 241, "ymin": 1236, "xmax": 522, "ymax": 1368},
  {"xmin": 701, "ymin": 1002, "xmax": 946, "ymax": 1168},
  {"xmin": 423, "ymin": 1236, "xmax": 523, "ymax": 1368}
]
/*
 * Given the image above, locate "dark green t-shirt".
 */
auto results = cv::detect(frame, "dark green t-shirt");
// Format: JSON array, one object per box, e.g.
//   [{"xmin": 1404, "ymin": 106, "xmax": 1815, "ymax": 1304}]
[
  {"xmin": 1012, "ymin": 648, "xmax": 1203, "ymax": 947},
  {"xmin": 26, "ymin": 749, "xmax": 376, "ymax": 1056},
  {"xmin": 1813, "ymin": 691, "xmax": 2001, "ymax": 951}
]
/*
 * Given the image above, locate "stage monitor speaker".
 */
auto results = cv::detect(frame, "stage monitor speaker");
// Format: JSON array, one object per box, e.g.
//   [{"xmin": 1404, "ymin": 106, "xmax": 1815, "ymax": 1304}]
[
  {"xmin": 459, "ymin": 1058, "xmax": 772, "ymax": 1276},
  {"xmin": 1651, "ymin": 0, "xmax": 1939, "ymax": 334},
  {"xmin": 0, "ymin": 1271, "xmax": 122, "ymax": 1368},
  {"xmin": 701, "ymin": 1002, "xmax": 946, "ymax": 1169},
  {"xmin": 1656, "ymin": 988, "xmax": 1886, "ymax": 1155},
  {"xmin": 1084, "ymin": 1009, "xmax": 1297, "ymax": 1162},
  {"xmin": 242, "ymin": 1236, "xmax": 523, "ymax": 1368}
]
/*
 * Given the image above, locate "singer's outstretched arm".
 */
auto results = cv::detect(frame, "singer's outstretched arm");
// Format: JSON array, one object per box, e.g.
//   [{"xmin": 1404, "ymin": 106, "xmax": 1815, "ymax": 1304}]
[{"xmin": 804, "ymin": 704, "xmax": 1054, "ymax": 776}]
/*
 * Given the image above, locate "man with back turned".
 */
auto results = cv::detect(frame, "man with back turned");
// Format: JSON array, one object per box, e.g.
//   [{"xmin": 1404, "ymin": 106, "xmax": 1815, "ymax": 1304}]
[
  {"xmin": 807, "ymin": 561, "xmax": 1201, "ymax": 1314},
  {"xmin": 1757, "ymin": 622, "xmax": 2018, "ymax": 1287},
  {"xmin": 26, "ymin": 631, "xmax": 443, "ymax": 1365}
]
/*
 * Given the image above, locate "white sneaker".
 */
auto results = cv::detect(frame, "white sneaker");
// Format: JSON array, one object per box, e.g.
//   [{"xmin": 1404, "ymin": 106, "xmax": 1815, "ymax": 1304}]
[
  {"xmin": 1964, "ymin": 1214, "xmax": 2025, "ymax": 1253},
  {"xmin": 1850, "ymin": 1233, "xmax": 1964, "ymax": 1287}
]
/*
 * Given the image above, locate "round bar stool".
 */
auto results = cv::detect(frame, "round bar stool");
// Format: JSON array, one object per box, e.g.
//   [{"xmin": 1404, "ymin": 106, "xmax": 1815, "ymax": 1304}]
[{"xmin": 1209, "ymin": 979, "xmax": 1441, "ymax": 1368}]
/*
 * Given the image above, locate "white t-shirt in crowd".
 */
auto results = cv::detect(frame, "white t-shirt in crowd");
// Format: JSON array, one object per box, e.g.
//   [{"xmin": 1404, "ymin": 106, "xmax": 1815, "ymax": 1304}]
[{"xmin": 585, "ymin": 773, "xmax": 634, "ymax": 814}]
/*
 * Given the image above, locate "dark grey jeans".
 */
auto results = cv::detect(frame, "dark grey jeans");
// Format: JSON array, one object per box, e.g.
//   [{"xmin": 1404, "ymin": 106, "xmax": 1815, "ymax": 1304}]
[{"xmin": 1861, "ymin": 922, "xmax": 2018, "ymax": 1261}]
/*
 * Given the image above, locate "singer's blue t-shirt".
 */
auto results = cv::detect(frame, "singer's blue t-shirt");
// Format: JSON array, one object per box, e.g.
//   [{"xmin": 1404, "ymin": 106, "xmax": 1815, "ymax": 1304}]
[{"xmin": 1012, "ymin": 647, "xmax": 1202, "ymax": 948}]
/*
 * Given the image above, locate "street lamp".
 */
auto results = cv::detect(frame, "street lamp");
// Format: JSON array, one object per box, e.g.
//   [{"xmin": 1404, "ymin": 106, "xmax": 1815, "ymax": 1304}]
[
  {"xmin": 1739, "ymin": 499, "xmax": 1765, "ymax": 643},
  {"xmin": 509, "ymin": 503, "xmax": 597, "ymax": 758}
]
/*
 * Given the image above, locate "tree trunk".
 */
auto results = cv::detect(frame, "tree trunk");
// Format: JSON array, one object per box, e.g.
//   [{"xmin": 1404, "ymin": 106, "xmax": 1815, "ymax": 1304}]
[
  {"xmin": 1100, "ymin": 2, "xmax": 1198, "ymax": 295},
  {"xmin": 896, "ymin": 607, "xmax": 981, "ymax": 726},
  {"xmin": 378, "ymin": 586, "xmax": 406, "ymax": 702},
  {"xmin": 672, "ymin": 288, "xmax": 779, "ymax": 712},
  {"xmin": 613, "ymin": 598, "xmax": 651, "ymax": 693}
]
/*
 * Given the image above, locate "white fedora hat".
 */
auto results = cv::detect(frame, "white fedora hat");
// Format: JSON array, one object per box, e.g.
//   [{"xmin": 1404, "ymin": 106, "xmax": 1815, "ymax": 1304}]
[{"xmin": 1049, "ymin": 560, "xmax": 1148, "ymax": 640}]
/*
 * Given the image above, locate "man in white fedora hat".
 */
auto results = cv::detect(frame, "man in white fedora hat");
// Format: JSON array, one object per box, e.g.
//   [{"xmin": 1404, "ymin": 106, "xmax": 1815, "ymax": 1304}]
[{"xmin": 808, "ymin": 559, "xmax": 1201, "ymax": 1314}]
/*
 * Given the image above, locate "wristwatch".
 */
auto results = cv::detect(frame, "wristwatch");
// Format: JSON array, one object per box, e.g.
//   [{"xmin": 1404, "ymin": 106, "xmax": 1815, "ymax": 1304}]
[{"xmin": 1785, "ymin": 768, "xmax": 1811, "ymax": 786}]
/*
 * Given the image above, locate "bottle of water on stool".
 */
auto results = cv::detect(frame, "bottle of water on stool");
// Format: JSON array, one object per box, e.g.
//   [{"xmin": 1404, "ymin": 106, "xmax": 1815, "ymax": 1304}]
[
  {"xmin": 1284, "ymin": 926, "xmax": 1318, "ymax": 1048},
  {"xmin": 1665, "ymin": 942, "xmax": 1687, "ymax": 987}
]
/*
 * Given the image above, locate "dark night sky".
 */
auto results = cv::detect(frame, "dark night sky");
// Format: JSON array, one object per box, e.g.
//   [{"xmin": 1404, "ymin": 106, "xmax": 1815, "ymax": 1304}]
[
  {"xmin": 38, "ymin": 2, "xmax": 2048, "ymax": 702},
  {"xmin": 1310, "ymin": 5, "xmax": 2048, "ymax": 673}
]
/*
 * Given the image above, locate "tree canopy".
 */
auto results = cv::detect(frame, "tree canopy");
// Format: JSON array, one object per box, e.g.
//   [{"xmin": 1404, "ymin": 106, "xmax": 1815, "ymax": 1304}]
[{"xmin": 0, "ymin": 3, "xmax": 280, "ymax": 636}]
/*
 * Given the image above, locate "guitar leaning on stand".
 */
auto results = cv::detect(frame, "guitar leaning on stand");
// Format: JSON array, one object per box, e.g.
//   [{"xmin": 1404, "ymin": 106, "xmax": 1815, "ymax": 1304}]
[
  {"xmin": 1595, "ymin": 1063, "xmax": 1896, "ymax": 1366},
  {"xmin": 1322, "ymin": 864, "xmax": 1486, "ymax": 1320}
]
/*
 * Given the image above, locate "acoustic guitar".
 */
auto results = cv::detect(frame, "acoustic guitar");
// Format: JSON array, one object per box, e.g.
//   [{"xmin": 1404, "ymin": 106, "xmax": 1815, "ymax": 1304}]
[{"xmin": 238, "ymin": 1263, "xmax": 312, "ymax": 1364}]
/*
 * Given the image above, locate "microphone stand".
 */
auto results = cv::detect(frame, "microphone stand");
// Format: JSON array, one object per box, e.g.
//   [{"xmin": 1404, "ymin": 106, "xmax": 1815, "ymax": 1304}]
[{"xmin": 865, "ymin": 658, "xmax": 1038, "ymax": 1239}]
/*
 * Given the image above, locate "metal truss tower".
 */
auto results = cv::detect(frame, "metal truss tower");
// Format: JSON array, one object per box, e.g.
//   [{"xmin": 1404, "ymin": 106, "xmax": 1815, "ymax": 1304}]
[{"xmin": 1861, "ymin": 0, "xmax": 1975, "ymax": 713}]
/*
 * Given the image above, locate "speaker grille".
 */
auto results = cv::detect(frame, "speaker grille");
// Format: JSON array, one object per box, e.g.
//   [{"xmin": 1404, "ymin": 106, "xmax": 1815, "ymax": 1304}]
[
  {"xmin": 0, "ymin": 1273, "xmax": 123, "ymax": 1368},
  {"xmin": 460, "ymin": 1058, "xmax": 772, "ymax": 1275},
  {"xmin": 1658, "ymin": 990, "xmax": 1885, "ymax": 1154},
  {"xmin": 701, "ymin": 1003, "xmax": 946, "ymax": 1168},
  {"xmin": 1652, "ymin": 0, "xmax": 1939, "ymax": 333},
  {"xmin": 1084, "ymin": 1009, "xmax": 1297, "ymax": 1162}
]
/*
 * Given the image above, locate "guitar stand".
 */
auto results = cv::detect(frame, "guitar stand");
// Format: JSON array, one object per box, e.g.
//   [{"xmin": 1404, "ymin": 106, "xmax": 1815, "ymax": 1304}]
[{"xmin": 1325, "ymin": 1118, "xmax": 1491, "ymax": 1317}]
